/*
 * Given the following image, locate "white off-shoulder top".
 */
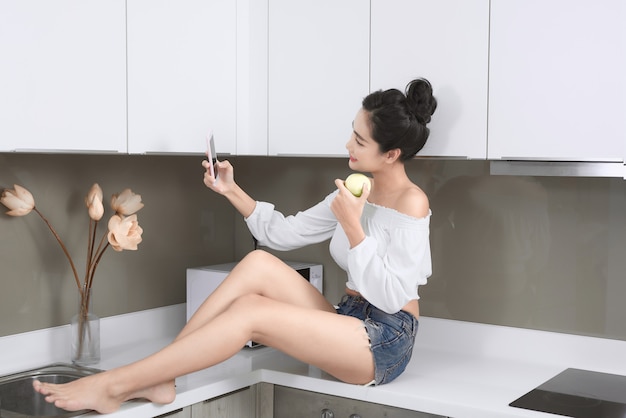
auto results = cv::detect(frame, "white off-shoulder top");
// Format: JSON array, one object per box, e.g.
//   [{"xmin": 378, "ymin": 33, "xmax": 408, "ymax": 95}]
[{"xmin": 244, "ymin": 190, "xmax": 432, "ymax": 314}]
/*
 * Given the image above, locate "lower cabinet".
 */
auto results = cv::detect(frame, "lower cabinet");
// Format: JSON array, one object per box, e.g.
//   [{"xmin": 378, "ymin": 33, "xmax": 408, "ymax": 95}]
[
  {"xmin": 158, "ymin": 384, "xmax": 270, "ymax": 418},
  {"xmin": 191, "ymin": 386, "xmax": 256, "ymax": 417},
  {"xmin": 155, "ymin": 383, "xmax": 447, "ymax": 417},
  {"xmin": 274, "ymin": 385, "xmax": 447, "ymax": 418}
]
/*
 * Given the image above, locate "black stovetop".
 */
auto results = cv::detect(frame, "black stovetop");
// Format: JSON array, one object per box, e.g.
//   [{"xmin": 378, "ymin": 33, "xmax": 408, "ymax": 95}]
[{"xmin": 510, "ymin": 368, "xmax": 626, "ymax": 418}]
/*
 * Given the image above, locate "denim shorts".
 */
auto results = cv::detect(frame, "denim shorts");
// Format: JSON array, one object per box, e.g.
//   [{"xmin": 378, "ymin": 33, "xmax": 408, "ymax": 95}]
[{"xmin": 336, "ymin": 295, "xmax": 419, "ymax": 385}]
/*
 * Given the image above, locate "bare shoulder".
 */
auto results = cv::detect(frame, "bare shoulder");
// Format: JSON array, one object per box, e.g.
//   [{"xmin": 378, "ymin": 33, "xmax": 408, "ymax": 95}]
[{"xmin": 396, "ymin": 185, "xmax": 430, "ymax": 219}]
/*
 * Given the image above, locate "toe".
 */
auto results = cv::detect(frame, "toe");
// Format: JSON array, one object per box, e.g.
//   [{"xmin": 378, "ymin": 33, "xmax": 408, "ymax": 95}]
[{"xmin": 33, "ymin": 380, "xmax": 45, "ymax": 393}]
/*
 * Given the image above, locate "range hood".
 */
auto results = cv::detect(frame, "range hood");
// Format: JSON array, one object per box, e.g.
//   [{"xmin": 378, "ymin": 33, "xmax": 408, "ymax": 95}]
[{"xmin": 490, "ymin": 161, "xmax": 625, "ymax": 178}]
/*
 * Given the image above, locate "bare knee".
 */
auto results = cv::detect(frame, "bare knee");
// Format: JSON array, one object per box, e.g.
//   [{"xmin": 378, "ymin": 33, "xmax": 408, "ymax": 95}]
[
  {"xmin": 234, "ymin": 250, "xmax": 286, "ymax": 286},
  {"xmin": 240, "ymin": 249, "xmax": 277, "ymax": 266}
]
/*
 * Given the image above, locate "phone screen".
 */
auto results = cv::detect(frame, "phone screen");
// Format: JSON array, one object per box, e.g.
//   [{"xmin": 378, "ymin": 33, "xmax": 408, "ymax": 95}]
[{"xmin": 206, "ymin": 131, "xmax": 218, "ymax": 179}]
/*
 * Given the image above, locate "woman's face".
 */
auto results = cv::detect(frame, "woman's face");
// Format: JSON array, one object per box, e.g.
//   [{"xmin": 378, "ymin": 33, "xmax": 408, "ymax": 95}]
[{"xmin": 346, "ymin": 108, "xmax": 384, "ymax": 172}]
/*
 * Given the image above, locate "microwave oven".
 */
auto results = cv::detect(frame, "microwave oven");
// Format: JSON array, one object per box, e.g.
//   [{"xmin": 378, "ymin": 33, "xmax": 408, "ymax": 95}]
[{"xmin": 186, "ymin": 261, "xmax": 323, "ymax": 347}]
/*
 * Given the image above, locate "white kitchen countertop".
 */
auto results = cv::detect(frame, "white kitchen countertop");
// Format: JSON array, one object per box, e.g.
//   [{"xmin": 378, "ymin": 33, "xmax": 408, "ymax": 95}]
[{"xmin": 1, "ymin": 304, "xmax": 625, "ymax": 418}]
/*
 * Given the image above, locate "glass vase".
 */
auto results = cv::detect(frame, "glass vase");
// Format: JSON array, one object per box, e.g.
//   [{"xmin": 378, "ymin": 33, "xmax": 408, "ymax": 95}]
[{"xmin": 70, "ymin": 288, "xmax": 100, "ymax": 365}]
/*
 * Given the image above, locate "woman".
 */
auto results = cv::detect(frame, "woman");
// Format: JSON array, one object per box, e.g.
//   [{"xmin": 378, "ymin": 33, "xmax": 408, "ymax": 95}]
[{"xmin": 33, "ymin": 78, "xmax": 437, "ymax": 413}]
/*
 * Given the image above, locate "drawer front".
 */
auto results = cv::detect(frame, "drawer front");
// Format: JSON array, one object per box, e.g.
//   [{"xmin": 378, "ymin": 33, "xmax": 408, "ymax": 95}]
[{"xmin": 274, "ymin": 385, "xmax": 446, "ymax": 418}]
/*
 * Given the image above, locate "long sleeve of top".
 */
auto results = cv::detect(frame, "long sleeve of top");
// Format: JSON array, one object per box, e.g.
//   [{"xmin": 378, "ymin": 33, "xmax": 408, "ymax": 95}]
[{"xmin": 244, "ymin": 190, "xmax": 432, "ymax": 314}]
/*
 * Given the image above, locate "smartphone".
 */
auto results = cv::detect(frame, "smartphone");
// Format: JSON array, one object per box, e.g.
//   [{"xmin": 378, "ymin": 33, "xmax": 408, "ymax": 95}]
[{"xmin": 206, "ymin": 131, "xmax": 218, "ymax": 180}]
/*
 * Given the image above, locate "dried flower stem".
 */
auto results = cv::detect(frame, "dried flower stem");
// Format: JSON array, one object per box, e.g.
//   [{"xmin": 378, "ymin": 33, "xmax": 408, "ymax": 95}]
[
  {"xmin": 87, "ymin": 235, "xmax": 110, "ymax": 292},
  {"xmin": 85, "ymin": 219, "xmax": 96, "ymax": 286},
  {"xmin": 76, "ymin": 229, "xmax": 109, "ymax": 361},
  {"xmin": 33, "ymin": 207, "xmax": 81, "ymax": 292}
]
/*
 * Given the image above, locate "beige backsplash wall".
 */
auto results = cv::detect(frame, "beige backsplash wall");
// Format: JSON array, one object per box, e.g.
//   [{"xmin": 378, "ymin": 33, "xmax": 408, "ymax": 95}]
[
  {"xmin": 2, "ymin": 153, "xmax": 626, "ymax": 342},
  {"xmin": 0, "ymin": 153, "xmax": 236, "ymax": 336}
]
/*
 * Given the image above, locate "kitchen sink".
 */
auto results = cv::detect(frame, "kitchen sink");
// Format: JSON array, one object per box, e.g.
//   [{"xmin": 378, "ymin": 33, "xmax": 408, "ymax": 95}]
[{"xmin": 0, "ymin": 363, "xmax": 101, "ymax": 418}]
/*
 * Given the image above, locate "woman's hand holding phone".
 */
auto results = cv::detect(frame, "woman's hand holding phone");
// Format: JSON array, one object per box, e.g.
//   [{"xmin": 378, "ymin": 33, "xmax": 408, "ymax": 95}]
[
  {"xmin": 206, "ymin": 131, "xmax": 218, "ymax": 181},
  {"xmin": 202, "ymin": 131, "xmax": 239, "ymax": 198},
  {"xmin": 203, "ymin": 159, "xmax": 235, "ymax": 195}
]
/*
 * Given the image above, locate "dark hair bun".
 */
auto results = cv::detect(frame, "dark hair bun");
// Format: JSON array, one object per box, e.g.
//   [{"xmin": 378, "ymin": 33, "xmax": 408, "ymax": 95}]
[
  {"xmin": 361, "ymin": 77, "xmax": 437, "ymax": 161},
  {"xmin": 405, "ymin": 78, "xmax": 437, "ymax": 125}
]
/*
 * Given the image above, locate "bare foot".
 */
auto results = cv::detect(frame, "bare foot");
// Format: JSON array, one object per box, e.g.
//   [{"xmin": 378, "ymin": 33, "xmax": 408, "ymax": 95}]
[
  {"xmin": 33, "ymin": 373, "xmax": 123, "ymax": 414},
  {"xmin": 32, "ymin": 372, "xmax": 176, "ymax": 414},
  {"xmin": 128, "ymin": 381, "xmax": 177, "ymax": 407}
]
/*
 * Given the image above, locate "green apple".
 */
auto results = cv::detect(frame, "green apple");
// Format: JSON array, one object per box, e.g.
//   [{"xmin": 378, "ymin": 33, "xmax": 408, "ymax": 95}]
[{"xmin": 344, "ymin": 173, "xmax": 371, "ymax": 197}]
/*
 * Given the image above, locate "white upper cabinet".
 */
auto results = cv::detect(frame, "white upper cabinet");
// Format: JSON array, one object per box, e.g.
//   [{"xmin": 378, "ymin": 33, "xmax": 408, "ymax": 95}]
[
  {"xmin": 236, "ymin": 0, "xmax": 269, "ymax": 156},
  {"xmin": 268, "ymin": 0, "xmax": 370, "ymax": 156},
  {"xmin": 0, "ymin": 0, "xmax": 127, "ymax": 153},
  {"xmin": 370, "ymin": 0, "xmax": 490, "ymax": 159},
  {"xmin": 127, "ymin": 0, "xmax": 237, "ymax": 155},
  {"xmin": 489, "ymin": 0, "xmax": 626, "ymax": 162}
]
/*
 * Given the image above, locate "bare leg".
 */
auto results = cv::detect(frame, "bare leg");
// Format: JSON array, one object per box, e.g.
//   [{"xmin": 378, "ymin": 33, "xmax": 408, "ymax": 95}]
[
  {"xmin": 179, "ymin": 250, "xmax": 334, "ymax": 338},
  {"xmin": 34, "ymin": 251, "xmax": 374, "ymax": 413}
]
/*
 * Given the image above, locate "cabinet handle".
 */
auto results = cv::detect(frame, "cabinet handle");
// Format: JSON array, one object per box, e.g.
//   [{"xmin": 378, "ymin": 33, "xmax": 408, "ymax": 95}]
[
  {"xmin": 320, "ymin": 408, "xmax": 334, "ymax": 418},
  {"xmin": 154, "ymin": 408, "xmax": 184, "ymax": 417}
]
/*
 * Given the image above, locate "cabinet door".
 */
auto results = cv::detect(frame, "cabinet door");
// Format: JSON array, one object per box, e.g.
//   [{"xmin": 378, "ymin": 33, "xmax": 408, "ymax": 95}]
[
  {"xmin": 274, "ymin": 385, "xmax": 446, "ymax": 418},
  {"xmin": 191, "ymin": 387, "xmax": 255, "ymax": 418},
  {"xmin": 0, "ymin": 0, "xmax": 127, "ymax": 153},
  {"xmin": 127, "ymin": 0, "xmax": 237, "ymax": 155},
  {"xmin": 371, "ymin": 0, "xmax": 490, "ymax": 159},
  {"xmin": 268, "ymin": 0, "xmax": 370, "ymax": 156},
  {"xmin": 236, "ymin": 0, "xmax": 269, "ymax": 156},
  {"xmin": 488, "ymin": 0, "xmax": 626, "ymax": 161}
]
